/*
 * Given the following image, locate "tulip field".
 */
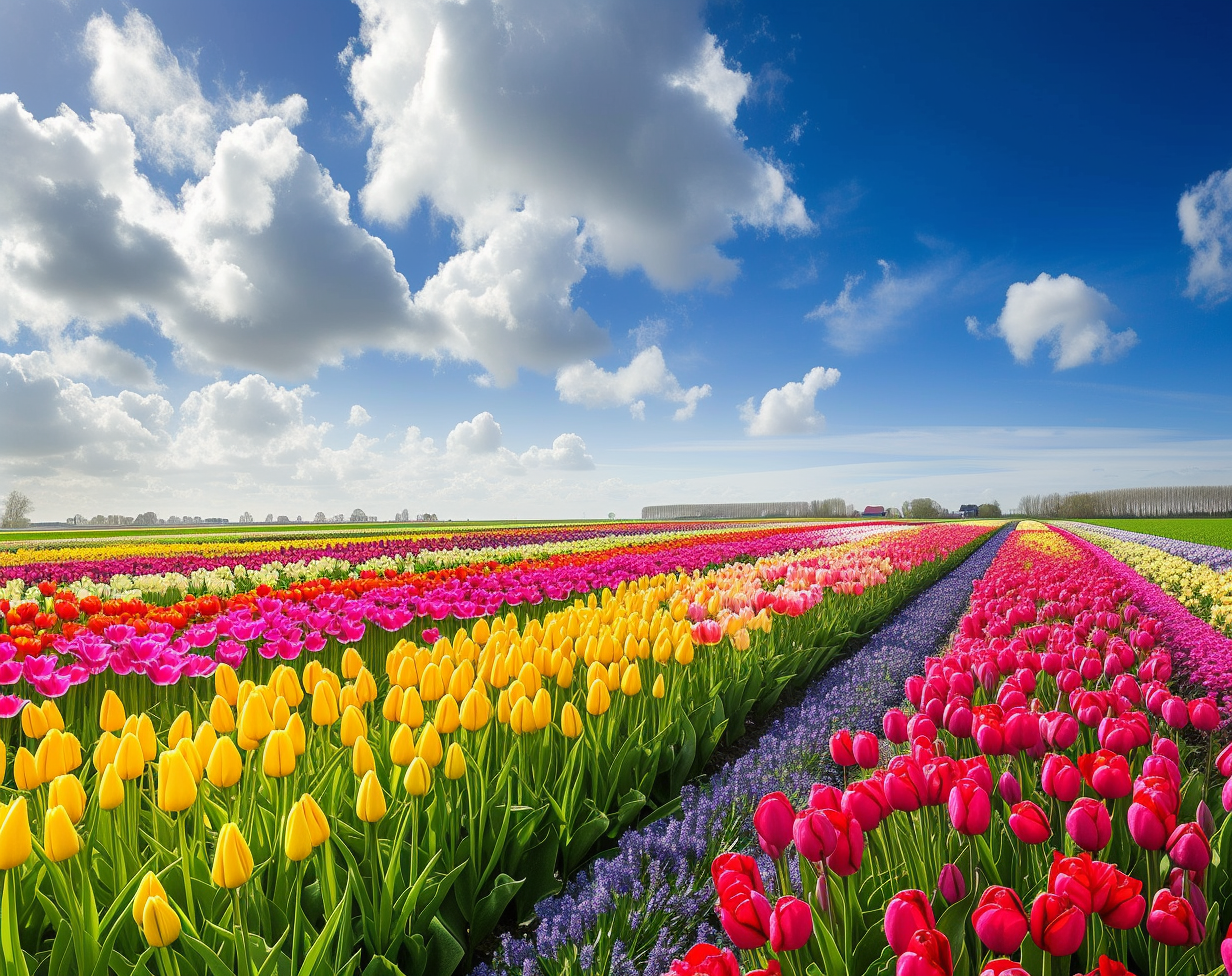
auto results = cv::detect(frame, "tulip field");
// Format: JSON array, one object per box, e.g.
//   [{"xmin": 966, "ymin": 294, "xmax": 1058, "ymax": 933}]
[{"xmin": 0, "ymin": 518, "xmax": 1002, "ymax": 975}]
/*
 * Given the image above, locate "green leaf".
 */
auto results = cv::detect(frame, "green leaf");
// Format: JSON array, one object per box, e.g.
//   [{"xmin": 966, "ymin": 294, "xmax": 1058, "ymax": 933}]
[
  {"xmin": 178, "ymin": 932, "xmax": 238, "ymax": 976},
  {"xmin": 668, "ymin": 716, "xmax": 698, "ymax": 796},
  {"xmin": 299, "ymin": 880, "xmax": 351, "ymax": 976},
  {"xmin": 514, "ymin": 831, "xmax": 560, "ymax": 919},
  {"xmin": 468, "ymin": 873, "xmax": 523, "ymax": 947},
  {"xmin": 424, "ymin": 916, "xmax": 464, "ymax": 976}
]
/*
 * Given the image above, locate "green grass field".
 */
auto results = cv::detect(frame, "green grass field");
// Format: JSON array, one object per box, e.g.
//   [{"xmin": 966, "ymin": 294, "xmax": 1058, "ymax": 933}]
[{"xmin": 1078, "ymin": 518, "xmax": 1232, "ymax": 547}]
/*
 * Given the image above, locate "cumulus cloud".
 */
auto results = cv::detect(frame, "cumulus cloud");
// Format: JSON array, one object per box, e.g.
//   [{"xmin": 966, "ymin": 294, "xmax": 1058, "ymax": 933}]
[
  {"xmin": 347, "ymin": 405, "xmax": 371, "ymax": 427},
  {"xmin": 979, "ymin": 273, "xmax": 1137, "ymax": 370},
  {"xmin": 740, "ymin": 366, "xmax": 840, "ymax": 437},
  {"xmin": 16, "ymin": 336, "xmax": 160, "ymax": 391},
  {"xmin": 1179, "ymin": 166, "xmax": 1232, "ymax": 304},
  {"xmin": 807, "ymin": 259, "xmax": 951, "ymax": 351},
  {"xmin": 521, "ymin": 433, "xmax": 595, "ymax": 471},
  {"xmin": 555, "ymin": 346, "xmax": 711, "ymax": 420}
]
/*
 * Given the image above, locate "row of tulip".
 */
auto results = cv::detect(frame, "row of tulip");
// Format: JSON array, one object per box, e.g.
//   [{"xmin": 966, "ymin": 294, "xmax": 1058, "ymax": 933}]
[
  {"xmin": 1059, "ymin": 522, "xmax": 1232, "ymax": 638},
  {"xmin": 0, "ymin": 523, "xmax": 992, "ymax": 975},
  {"xmin": 0, "ymin": 523, "xmax": 951, "ymax": 705},
  {"xmin": 664, "ymin": 521, "xmax": 1232, "ymax": 976}
]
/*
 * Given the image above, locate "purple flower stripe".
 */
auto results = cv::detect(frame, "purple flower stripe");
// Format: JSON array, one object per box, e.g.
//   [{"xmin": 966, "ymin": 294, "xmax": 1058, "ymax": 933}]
[
  {"xmin": 476, "ymin": 524, "xmax": 1014, "ymax": 976},
  {"xmin": 1066, "ymin": 521, "xmax": 1232, "ymax": 571}
]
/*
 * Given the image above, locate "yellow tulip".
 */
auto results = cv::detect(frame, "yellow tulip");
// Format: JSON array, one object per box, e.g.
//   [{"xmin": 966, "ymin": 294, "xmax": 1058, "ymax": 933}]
[
  {"xmin": 389, "ymin": 725, "xmax": 416, "ymax": 766},
  {"xmin": 34, "ymin": 728, "xmax": 67, "ymax": 782},
  {"xmin": 271, "ymin": 696, "xmax": 291, "ymax": 731},
  {"xmin": 341, "ymin": 647, "xmax": 363, "ymax": 680},
  {"xmin": 419, "ymin": 663, "xmax": 444, "ymax": 701},
  {"xmin": 210, "ymin": 695, "xmax": 236, "ymax": 733},
  {"xmin": 193, "ymin": 722, "xmax": 218, "ymax": 767},
  {"xmin": 340, "ymin": 705, "xmax": 367, "ymax": 748},
  {"xmin": 13, "ymin": 746, "xmax": 39, "ymax": 791},
  {"xmin": 510, "ymin": 697, "xmax": 536, "ymax": 735},
  {"xmin": 21, "ymin": 702, "xmax": 48, "ymax": 738},
  {"xmin": 556, "ymin": 657, "xmax": 574, "ymax": 688},
  {"xmin": 62, "ymin": 732, "xmax": 82, "ymax": 772},
  {"xmin": 44, "ymin": 804, "xmax": 80, "ymax": 862},
  {"xmin": 300, "ymin": 793, "xmax": 330, "ymax": 846},
  {"xmin": 517, "ymin": 662, "xmax": 542, "ymax": 698},
  {"xmin": 395, "ymin": 655, "xmax": 418, "ymax": 689},
  {"xmin": 211, "ymin": 823, "xmax": 254, "ymax": 888},
  {"xmin": 620, "ymin": 662, "xmax": 642, "ymax": 696},
  {"xmin": 560, "ymin": 701, "xmax": 583, "ymax": 738},
  {"xmin": 352, "ymin": 735, "xmax": 375, "ymax": 777},
  {"xmin": 206, "ymin": 736, "xmax": 243, "ymax": 789},
  {"xmin": 355, "ymin": 666, "xmax": 378, "ymax": 705},
  {"xmin": 121, "ymin": 714, "xmax": 139, "ymax": 739},
  {"xmin": 443, "ymin": 743, "xmax": 467, "ymax": 781},
  {"xmin": 41, "ymin": 700, "xmax": 64, "ymax": 732},
  {"xmin": 382, "ymin": 686, "xmax": 403, "ymax": 722},
  {"xmin": 167, "ymin": 710, "xmax": 193, "ymax": 749},
  {"xmin": 157, "ymin": 750, "xmax": 198, "ymax": 813},
  {"xmin": 276, "ymin": 668, "xmax": 304, "ymax": 707},
  {"xmin": 99, "ymin": 689, "xmax": 126, "ymax": 732},
  {"xmin": 652, "ymin": 674, "xmax": 666, "ymax": 698},
  {"xmin": 284, "ymin": 800, "xmax": 314, "ymax": 862},
  {"xmin": 0, "ymin": 798, "xmax": 31, "ymax": 869},
  {"xmin": 531, "ymin": 688, "xmax": 552, "ymax": 730},
  {"xmin": 133, "ymin": 871, "xmax": 167, "ymax": 924},
  {"xmin": 176, "ymin": 738, "xmax": 204, "ymax": 783},
  {"xmin": 399, "ymin": 687, "xmax": 425, "ymax": 728},
  {"xmin": 48, "ymin": 774, "xmax": 86, "ymax": 824},
  {"xmin": 507, "ymin": 679, "xmax": 527, "ymax": 707},
  {"xmin": 339, "ymin": 684, "xmax": 360, "ymax": 713},
  {"xmin": 674, "ymin": 635, "xmax": 694, "ymax": 666},
  {"xmin": 302, "ymin": 661, "xmax": 323, "ymax": 696},
  {"xmin": 311, "ymin": 682, "xmax": 340, "ymax": 727},
  {"xmin": 286, "ymin": 712, "xmax": 307, "ymax": 756},
  {"xmin": 262, "ymin": 730, "xmax": 296, "ymax": 779},
  {"xmin": 98, "ymin": 763, "xmax": 125, "ymax": 811},
  {"xmin": 215, "ymin": 663, "xmax": 240, "ymax": 706},
  {"xmin": 434, "ymin": 694, "xmax": 461, "ymax": 734},
  {"xmin": 135, "ymin": 714, "xmax": 158, "ymax": 761},
  {"xmin": 355, "ymin": 769, "xmax": 387, "ymax": 823},
  {"xmin": 403, "ymin": 756, "xmax": 432, "ymax": 797},
  {"xmin": 239, "ymin": 695, "xmax": 274, "ymax": 748},
  {"xmin": 114, "ymin": 733, "xmax": 145, "ymax": 781},
  {"xmin": 416, "ymin": 723, "xmax": 443, "ymax": 768},
  {"xmin": 586, "ymin": 679, "xmax": 610, "ymax": 716},
  {"xmin": 459, "ymin": 688, "xmax": 491, "ymax": 731},
  {"xmin": 142, "ymin": 895, "xmax": 181, "ymax": 947}
]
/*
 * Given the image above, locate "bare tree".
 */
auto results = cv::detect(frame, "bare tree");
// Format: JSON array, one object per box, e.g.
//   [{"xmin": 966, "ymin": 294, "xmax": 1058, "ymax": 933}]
[{"xmin": 2, "ymin": 491, "xmax": 32, "ymax": 528}]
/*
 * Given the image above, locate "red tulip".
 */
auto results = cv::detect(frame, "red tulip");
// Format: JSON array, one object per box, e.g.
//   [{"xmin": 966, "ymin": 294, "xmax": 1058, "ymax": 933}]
[
  {"xmin": 853, "ymin": 731, "xmax": 880, "ymax": 768},
  {"xmin": 754, "ymin": 792, "xmax": 795, "ymax": 859},
  {"xmin": 1084, "ymin": 957, "xmax": 1136, "ymax": 976},
  {"xmin": 1049, "ymin": 852, "xmax": 1116, "ymax": 915},
  {"xmin": 822, "ymin": 807, "xmax": 864, "ymax": 876},
  {"xmin": 793, "ymin": 808, "xmax": 837, "ymax": 863},
  {"xmin": 830, "ymin": 730, "xmax": 857, "ymax": 767},
  {"xmin": 959, "ymin": 756, "xmax": 993, "ymax": 794},
  {"xmin": 1030, "ymin": 892, "xmax": 1085, "ymax": 956},
  {"xmin": 1161, "ymin": 696, "xmax": 1188, "ymax": 730},
  {"xmin": 948, "ymin": 777, "xmax": 991, "ymax": 836},
  {"xmin": 1041, "ymin": 754, "xmax": 1081, "ymax": 802},
  {"xmin": 896, "ymin": 928, "xmax": 953, "ymax": 976},
  {"xmin": 1008, "ymin": 801, "xmax": 1050, "ymax": 844},
  {"xmin": 1099, "ymin": 871, "xmax": 1145, "ymax": 930},
  {"xmin": 718, "ymin": 885, "xmax": 772, "ymax": 949},
  {"xmin": 1145, "ymin": 889, "xmax": 1203, "ymax": 946},
  {"xmin": 747, "ymin": 963, "xmax": 782, "ymax": 976},
  {"xmin": 711, "ymin": 852, "xmax": 765, "ymax": 896},
  {"xmin": 1077, "ymin": 750, "xmax": 1131, "ymax": 800},
  {"xmin": 1166, "ymin": 822, "xmax": 1211, "ymax": 872},
  {"xmin": 1066, "ymin": 797, "xmax": 1111, "ymax": 852},
  {"xmin": 769, "ymin": 896, "xmax": 813, "ymax": 952},
  {"xmin": 971, "ymin": 886, "xmax": 1028, "ymax": 954},
  {"xmin": 1140, "ymin": 754, "xmax": 1181, "ymax": 791},
  {"xmin": 843, "ymin": 777, "xmax": 891, "ymax": 831},
  {"xmin": 668, "ymin": 943, "xmax": 741, "ymax": 976},
  {"xmin": 809, "ymin": 783, "xmax": 843, "ymax": 811},
  {"xmin": 885, "ymin": 758, "xmax": 926, "ymax": 813},
  {"xmin": 885, "ymin": 889, "xmax": 936, "ymax": 955}
]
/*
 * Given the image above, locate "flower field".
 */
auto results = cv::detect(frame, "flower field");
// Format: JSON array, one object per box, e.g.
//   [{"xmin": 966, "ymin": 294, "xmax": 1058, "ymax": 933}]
[
  {"xmin": 610, "ymin": 521, "xmax": 1232, "ymax": 976},
  {"xmin": 0, "ymin": 518, "xmax": 998, "ymax": 975}
]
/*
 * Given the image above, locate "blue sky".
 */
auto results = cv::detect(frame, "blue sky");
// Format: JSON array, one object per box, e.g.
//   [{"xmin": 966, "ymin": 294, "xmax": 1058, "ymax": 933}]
[{"xmin": 1, "ymin": 0, "xmax": 1230, "ymax": 520}]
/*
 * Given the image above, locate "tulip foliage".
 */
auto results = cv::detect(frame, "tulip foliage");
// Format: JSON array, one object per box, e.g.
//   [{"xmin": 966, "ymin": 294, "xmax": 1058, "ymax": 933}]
[
  {"xmin": 0, "ymin": 522, "xmax": 992, "ymax": 974},
  {"xmin": 668, "ymin": 523, "xmax": 1232, "ymax": 976}
]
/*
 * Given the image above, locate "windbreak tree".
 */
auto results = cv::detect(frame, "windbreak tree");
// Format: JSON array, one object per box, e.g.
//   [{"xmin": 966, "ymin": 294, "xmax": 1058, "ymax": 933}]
[
  {"xmin": 1, "ymin": 491, "xmax": 31, "ymax": 528},
  {"xmin": 903, "ymin": 498, "xmax": 945, "ymax": 519}
]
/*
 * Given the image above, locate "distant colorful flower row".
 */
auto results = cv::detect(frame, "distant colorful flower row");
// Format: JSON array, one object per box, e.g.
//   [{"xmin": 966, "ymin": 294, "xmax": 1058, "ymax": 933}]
[
  {"xmin": 1067, "ymin": 521, "xmax": 1232, "ymax": 571},
  {"xmin": 1060, "ymin": 521, "xmax": 1232, "ymax": 637}
]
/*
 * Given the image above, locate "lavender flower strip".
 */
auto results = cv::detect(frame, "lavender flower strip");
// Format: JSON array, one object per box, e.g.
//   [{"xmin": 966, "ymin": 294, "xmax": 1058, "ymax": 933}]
[
  {"xmin": 479, "ymin": 524, "xmax": 1014, "ymax": 976},
  {"xmin": 1061, "ymin": 521, "xmax": 1232, "ymax": 571}
]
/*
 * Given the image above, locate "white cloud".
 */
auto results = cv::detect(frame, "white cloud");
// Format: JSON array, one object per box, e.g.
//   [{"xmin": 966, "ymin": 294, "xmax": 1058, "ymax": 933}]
[
  {"xmin": 445, "ymin": 412, "xmax": 505, "ymax": 455},
  {"xmin": 984, "ymin": 273, "xmax": 1137, "ymax": 370},
  {"xmin": 521, "ymin": 433, "xmax": 595, "ymax": 471},
  {"xmin": 740, "ymin": 366, "xmax": 840, "ymax": 437},
  {"xmin": 347, "ymin": 405, "xmax": 371, "ymax": 427},
  {"xmin": 807, "ymin": 259, "xmax": 951, "ymax": 351},
  {"xmin": 1179, "ymin": 166, "xmax": 1232, "ymax": 304},
  {"xmin": 10, "ymin": 336, "xmax": 161, "ymax": 391},
  {"xmin": 555, "ymin": 346, "xmax": 710, "ymax": 421}
]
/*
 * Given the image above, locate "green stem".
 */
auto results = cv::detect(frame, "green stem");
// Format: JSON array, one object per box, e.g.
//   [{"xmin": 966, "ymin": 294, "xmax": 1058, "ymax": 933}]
[
  {"xmin": 290, "ymin": 861, "xmax": 305, "ymax": 974},
  {"xmin": 231, "ymin": 888, "xmax": 253, "ymax": 976},
  {"xmin": 176, "ymin": 815, "xmax": 195, "ymax": 921}
]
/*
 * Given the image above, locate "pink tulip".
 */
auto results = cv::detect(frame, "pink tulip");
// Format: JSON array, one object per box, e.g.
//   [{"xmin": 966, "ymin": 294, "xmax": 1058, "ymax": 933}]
[
  {"xmin": 822, "ymin": 807, "xmax": 864, "ymax": 876},
  {"xmin": 1029, "ymin": 891, "xmax": 1085, "ymax": 956},
  {"xmin": 1221, "ymin": 922, "xmax": 1232, "ymax": 974},
  {"xmin": 753, "ymin": 792, "xmax": 795, "ymax": 860},
  {"xmin": 1166, "ymin": 822, "xmax": 1211, "ymax": 872},
  {"xmin": 830, "ymin": 730, "xmax": 857, "ymax": 767},
  {"xmin": 1145, "ymin": 889, "xmax": 1203, "ymax": 947},
  {"xmin": 853, "ymin": 731, "xmax": 880, "ymax": 768},
  {"xmin": 793, "ymin": 808, "xmax": 837, "ymax": 862},
  {"xmin": 972, "ymin": 885, "xmax": 1028, "ymax": 954},
  {"xmin": 718, "ymin": 885, "xmax": 772, "ymax": 949},
  {"xmin": 948, "ymin": 777, "xmax": 991, "ymax": 835},
  {"xmin": 1188, "ymin": 697, "xmax": 1220, "ymax": 732},
  {"xmin": 884, "ymin": 890, "xmax": 936, "ymax": 955},
  {"xmin": 769, "ymin": 896, "xmax": 813, "ymax": 952},
  {"xmin": 1041, "ymin": 754, "xmax": 1081, "ymax": 802},
  {"xmin": 997, "ymin": 771, "xmax": 1021, "ymax": 805},
  {"xmin": 884, "ymin": 708, "xmax": 909, "ymax": 744},
  {"xmin": 1009, "ymin": 801, "xmax": 1050, "ymax": 844},
  {"xmin": 1161, "ymin": 696, "xmax": 1189, "ymax": 730},
  {"xmin": 896, "ymin": 929, "xmax": 952, "ymax": 976},
  {"xmin": 809, "ymin": 783, "xmax": 843, "ymax": 811},
  {"xmin": 1066, "ymin": 797, "xmax": 1111, "ymax": 852}
]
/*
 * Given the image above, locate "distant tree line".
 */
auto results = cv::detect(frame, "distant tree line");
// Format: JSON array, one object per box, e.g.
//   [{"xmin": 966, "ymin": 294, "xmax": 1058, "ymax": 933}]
[
  {"xmin": 641, "ymin": 500, "xmax": 857, "ymax": 520},
  {"xmin": 1019, "ymin": 485, "xmax": 1232, "ymax": 518}
]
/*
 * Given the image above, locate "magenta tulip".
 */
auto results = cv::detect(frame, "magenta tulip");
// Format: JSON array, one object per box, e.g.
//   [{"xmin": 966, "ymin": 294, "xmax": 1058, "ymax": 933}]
[
  {"xmin": 1041, "ymin": 754, "xmax": 1081, "ymax": 802},
  {"xmin": 753, "ymin": 792, "xmax": 795, "ymax": 860},
  {"xmin": 937, "ymin": 863, "xmax": 966, "ymax": 904},
  {"xmin": 997, "ymin": 771, "xmax": 1022, "ymax": 805},
  {"xmin": 896, "ymin": 929, "xmax": 952, "ymax": 976},
  {"xmin": 948, "ymin": 777, "xmax": 991, "ymax": 836},
  {"xmin": 718, "ymin": 885, "xmax": 772, "ymax": 949},
  {"xmin": 853, "ymin": 731, "xmax": 880, "ymax": 768},
  {"xmin": 972, "ymin": 886, "xmax": 1028, "ymax": 954},
  {"xmin": 1145, "ymin": 889, "xmax": 1203, "ymax": 947},
  {"xmin": 1029, "ymin": 892, "xmax": 1085, "ymax": 956},
  {"xmin": 1166, "ymin": 822, "xmax": 1211, "ymax": 872},
  {"xmin": 823, "ymin": 807, "xmax": 864, "ymax": 876},
  {"xmin": 830, "ymin": 730, "xmax": 857, "ymax": 767},
  {"xmin": 1009, "ymin": 801, "xmax": 1051, "ymax": 844},
  {"xmin": 885, "ymin": 889, "xmax": 935, "ymax": 955},
  {"xmin": 884, "ymin": 708, "xmax": 909, "ymax": 744},
  {"xmin": 1066, "ymin": 797, "xmax": 1111, "ymax": 852},
  {"xmin": 793, "ymin": 808, "xmax": 837, "ymax": 863},
  {"xmin": 769, "ymin": 896, "xmax": 813, "ymax": 952}
]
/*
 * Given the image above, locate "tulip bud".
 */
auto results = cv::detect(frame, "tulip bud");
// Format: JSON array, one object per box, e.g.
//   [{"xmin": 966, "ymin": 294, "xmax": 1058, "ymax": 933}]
[
  {"xmin": 300, "ymin": 793, "xmax": 330, "ymax": 846},
  {"xmin": 284, "ymin": 801, "xmax": 313, "ymax": 862},
  {"xmin": 44, "ymin": 804, "xmax": 80, "ymax": 862},
  {"xmin": 99, "ymin": 690, "xmax": 126, "ymax": 733},
  {"xmin": 156, "ymin": 749, "xmax": 198, "ymax": 813},
  {"xmin": 399, "ymin": 687, "xmax": 425, "ymax": 728},
  {"xmin": 93, "ymin": 731, "xmax": 119, "ymax": 773},
  {"xmin": 13, "ymin": 747, "xmax": 39, "ymax": 791},
  {"xmin": 754, "ymin": 792, "xmax": 795, "ymax": 859},
  {"xmin": 193, "ymin": 722, "xmax": 217, "ymax": 768},
  {"xmin": 262, "ymin": 730, "xmax": 296, "ymax": 779},
  {"xmin": 21, "ymin": 702, "xmax": 48, "ymax": 739},
  {"xmin": 769, "ymin": 895, "xmax": 813, "ymax": 952},
  {"xmin": 339, "ymin": 706, "xmax": 367, "ymax": 748},
  {"xmin": 972, "ymin": 885, "xmax": 1029, "ymax": 954},
  {"xmin": 0, "ymin": 798, "xmax": 30, "ymax": 870},
  {"xmin": 135, "ymin": 714, "xmax": 157, "ymax": 761},
  {"xmin": 416, "ymin": 723, "xmax": 443, "ymax": 768},
  {"xmin": 561, "ymin": 701, "xmax": 583, "ymax": 738},
  {"xmin": 311, "ymin": 682, "xmax": 340, "ymax": 727},
  {"xmin": 167, "ymin": 710, "xmax": 193, "ymax": 749},
  {"xmin": 206, "ymin": 736, "xmax": 243, "ymax": 789},
  {"xmin": 215, "ymin": 663, "xmax": 240, "ymax": 706},
  {"xmin": 98, "ymin": 763, "xmax": 125, "ymax": 811},
  {"xmin": 356, "ymin": 769, "xmax": 387, "ymax": 823},
  {"xmin": 1066, "ymin": 797, "xmax": 1111, "ymax": 852},
  {"xmin": 114, "ymin": 733, "xmax": 145, "ymax": 781},
  {"xmin": 853, "ymin": 731, "xmax": 880, "ymax": 769},
  {"xmin": 937, "ymin": 863, "xmax": 966, "ymax": 904},
  {"xmin": 1030, "ymin": 892, "xmax": 1085, "ymax": 955},
  {"xmin": 342, "ymin": 647, "xmax": 363, "ymax": 680},
  {"xmin": 133, "ymin": 871, "xmax": 167, "ymax": 925},
  {"xmin": 141, "ymin": 895, "xmax": 181, "ymax": 947},
  {"xmin": 997, "ymin": 771, "xmax": 1022, "ymax": 805},
  {"xmin": 45, "ymin": 774, "xmax": 85, "ymax": 825},
  {"xmin": 212, "ymin": 823, "xmax": 254, "ymax": 888},
  {"xmin": 444, "ymin": 743, "xmax": 467, "ymax": 781},
  {"xmin": 403, "ymin": 756, "xmax": 432, "ymax": 797},
  {"xmin": 652, "ymin": 674, "xmax": 665, "ymax": 698},
  {"xmin": 349, "ymin": 735, "xmax": 374, "ymax": 777},
  {"xmin": 459, "ymin": 688, "xmax": 491, "ymax": 731},
  {"xmin": 34, "ymin": 728, "xmax": 68, "ymax": 782},
  {"xmin": 586, "ymin": 679, "xmax": 611, "ymax": 716}
]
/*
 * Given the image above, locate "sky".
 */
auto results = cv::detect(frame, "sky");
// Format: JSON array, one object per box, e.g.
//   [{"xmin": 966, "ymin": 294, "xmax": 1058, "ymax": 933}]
[{"xmin": 1, "ymin": 0, "xmax": 1231, "ymax": 521}]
